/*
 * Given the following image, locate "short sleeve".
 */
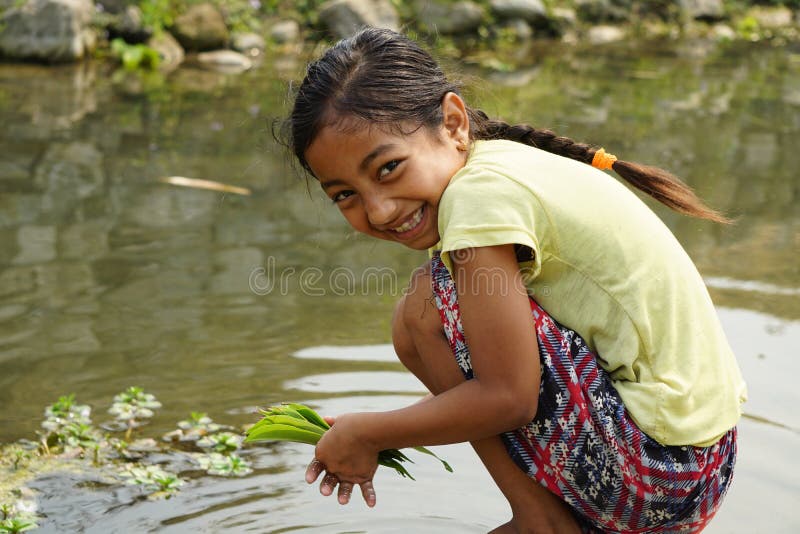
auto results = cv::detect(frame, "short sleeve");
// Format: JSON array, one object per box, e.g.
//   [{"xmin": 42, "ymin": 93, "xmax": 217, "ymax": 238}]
[{"xmin": 435, "ymin": 167, "xmax": 545, "ymax": 280}]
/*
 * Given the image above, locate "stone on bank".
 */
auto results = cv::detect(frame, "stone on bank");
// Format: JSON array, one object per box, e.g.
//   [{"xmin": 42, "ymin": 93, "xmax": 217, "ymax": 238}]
[
  {"xmin": 0, "ymin": 0, "xmax": 95, "ymax": 62},
  {"xmin": 318, "ymin": 0, "xmax": 400, "ymax": 40}
]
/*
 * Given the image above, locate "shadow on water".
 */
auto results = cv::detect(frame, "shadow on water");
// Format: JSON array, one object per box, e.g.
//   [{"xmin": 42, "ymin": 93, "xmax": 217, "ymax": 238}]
[{"xmin": 0, "ymin": 40, "xmax": 798, "ymax": 532}]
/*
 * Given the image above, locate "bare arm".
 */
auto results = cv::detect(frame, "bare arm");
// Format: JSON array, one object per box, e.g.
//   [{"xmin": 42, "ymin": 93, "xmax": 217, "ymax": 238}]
[{"xmin": 313, "ymin": 245, "xmax": 541, "ymax": 480}]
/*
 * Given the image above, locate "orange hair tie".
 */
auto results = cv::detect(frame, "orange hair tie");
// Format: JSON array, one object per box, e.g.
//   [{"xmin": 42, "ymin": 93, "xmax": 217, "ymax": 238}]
[{"xmin": 591, "ymin": 148, "xmax": 617, "ymax": 170}]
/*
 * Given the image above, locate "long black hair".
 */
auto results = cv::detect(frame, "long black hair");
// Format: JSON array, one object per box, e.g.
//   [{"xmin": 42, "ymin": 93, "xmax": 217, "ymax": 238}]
[{"xmin": 286, "ymin": 28, "xmax": 728, "ymax": 223}]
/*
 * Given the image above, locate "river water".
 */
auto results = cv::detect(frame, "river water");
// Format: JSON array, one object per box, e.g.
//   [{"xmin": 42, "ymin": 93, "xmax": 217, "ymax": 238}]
[{"xmin": 0, "ymin": 39, "xmax": 797, "ymax": 532}]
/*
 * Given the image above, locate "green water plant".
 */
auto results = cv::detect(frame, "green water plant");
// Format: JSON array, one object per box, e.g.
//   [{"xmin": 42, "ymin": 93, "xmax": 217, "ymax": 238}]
[
  {"xmin": 197, "ymin": 432, "xmax": 243, "ymax": 454},
  {"xmin": 39, "ymin": 395, "xmax": 100, "ymax": 455},
  {"xmin": 196, "ymin": 452, "xmax": 253, "ymax": 477},
  {"xmin": 119, "ymin": 465, "xmax": 184, "ymax": 498},
  {"xmin": 109, "ymin": 387, "xmax": 162, "ymax": 440},
  {"xmin": 0, "ymin": 502, "xmax": 38, "ymax": 534},
  {"xmin": 245, "ymin": 403, "xmax": 453, "ymax": 480},
  {"xmin": 0, "ymin": 517, "xmax": 37, "ymax": 533}
]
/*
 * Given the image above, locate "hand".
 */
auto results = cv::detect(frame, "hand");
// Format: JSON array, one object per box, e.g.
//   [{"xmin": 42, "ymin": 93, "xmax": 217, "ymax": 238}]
[{"xmin": 304, "ymin": 414, "xmax": 379, "ymax": 507}]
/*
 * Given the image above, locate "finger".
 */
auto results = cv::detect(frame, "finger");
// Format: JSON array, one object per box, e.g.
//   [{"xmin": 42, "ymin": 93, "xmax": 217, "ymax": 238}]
[
  {"xmin": 359, "ymin": 480, "xmax": 377, "ymax": 508},
  {"xmin": 323, "ymin": 416, "xmax": 335, "ymax": 426},
  {"xmin": 305, "ymin": 458, "xmax": 324, "ymax": 484},
  {"xmin": 337, "ymin": 481, "xmax": 354, "ymax": 505},
  {"xmin": 320, "ymin": 472, "xmax": 338, "ymax": 496}
]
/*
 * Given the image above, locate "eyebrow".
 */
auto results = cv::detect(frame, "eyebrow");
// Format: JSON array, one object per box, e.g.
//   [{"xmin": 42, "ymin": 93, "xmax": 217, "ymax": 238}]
[
  {"xmin": 360, "ymin": 143, "xmax": 396, "ymax": 172},
  {"xmin": 319, "ymin": 143, "xmax": 397, "ymax": 191}
]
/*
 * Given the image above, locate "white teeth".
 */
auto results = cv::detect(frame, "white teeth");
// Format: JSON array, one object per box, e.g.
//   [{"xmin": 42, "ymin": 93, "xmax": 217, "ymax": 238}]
[{"xmin": 392, "ymin": 208, "xmax": 423, "ymax": 233}]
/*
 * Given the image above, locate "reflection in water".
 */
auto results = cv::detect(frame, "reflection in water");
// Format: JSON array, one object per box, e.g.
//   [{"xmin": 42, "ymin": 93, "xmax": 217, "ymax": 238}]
[{"xmin": 0, "ymin": 42, "xmax": 798, "ymax": 532}]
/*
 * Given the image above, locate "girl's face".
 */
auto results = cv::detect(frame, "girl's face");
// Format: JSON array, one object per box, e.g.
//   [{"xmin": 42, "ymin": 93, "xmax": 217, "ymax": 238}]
[{"xmin": 304, "ymin": 93, "xmax": 470, "ymax": 250}]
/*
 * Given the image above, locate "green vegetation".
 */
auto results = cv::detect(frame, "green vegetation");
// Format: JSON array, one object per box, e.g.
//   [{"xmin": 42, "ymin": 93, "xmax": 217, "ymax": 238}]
[
  {"xmin": 111, "ymin": 39, "xmax": 161, "ymax": 70},
  {"xmin": 0, "ymin": 387, "xmax": 263, "ymax": 524},
  {"xmin": 246, "ymin": 403, "xmax": 453, "ymax": 480}
]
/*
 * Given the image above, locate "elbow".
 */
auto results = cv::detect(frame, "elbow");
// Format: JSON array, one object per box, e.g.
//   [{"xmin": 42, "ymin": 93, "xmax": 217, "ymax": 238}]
[{"xmin": 496, "ymin": 387, "xmax": 538, "ymax": 430}]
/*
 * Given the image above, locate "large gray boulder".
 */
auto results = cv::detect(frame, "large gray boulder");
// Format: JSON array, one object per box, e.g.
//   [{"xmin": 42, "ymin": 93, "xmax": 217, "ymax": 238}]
[
  {"xmin": 680, "ymin": 0, "xmax": 725, "ymax": 22},
  {"xmin": 0, "ymin": 0, "xmax": 95, "ymax": 62},
  {"xmin": 172, "ymin": 3, "xmax": 229, "ymax": 51},
  {"xmin": 490, "ymin": 0, "xmax": 547, "ymax": 24},
  {"xmin": 574, "ymin": 0, "xmax": 631, "ymax": 23},
  {"xmin": 318, "ymin": 0, "xmax": 400, "ymax": 39},
  {"xmin": 415, "ymin": 0, "xmax": 485, "ymax": 35}
]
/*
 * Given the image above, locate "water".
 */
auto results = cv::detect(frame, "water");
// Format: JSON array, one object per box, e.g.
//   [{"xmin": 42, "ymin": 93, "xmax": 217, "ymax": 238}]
[{"xmin": 0, "ymin": 39, "xmax": 798, "ymax": 532}]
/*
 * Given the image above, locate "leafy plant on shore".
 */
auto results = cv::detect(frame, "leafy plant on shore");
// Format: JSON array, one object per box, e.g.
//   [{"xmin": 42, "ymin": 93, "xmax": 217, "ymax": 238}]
[{"xmin": 111, "ymin": 39, "xmax": 161, "ymax": 71}]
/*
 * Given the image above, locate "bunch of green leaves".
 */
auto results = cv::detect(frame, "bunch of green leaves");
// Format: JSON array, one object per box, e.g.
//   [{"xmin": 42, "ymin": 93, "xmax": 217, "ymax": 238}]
[
  {"xmin": 111, "ymin": 39, "xmax": 161, "ymax": 71},
  {"xmin": 245, "ymin": 403, "xmax": 453, "ymax": 480}
]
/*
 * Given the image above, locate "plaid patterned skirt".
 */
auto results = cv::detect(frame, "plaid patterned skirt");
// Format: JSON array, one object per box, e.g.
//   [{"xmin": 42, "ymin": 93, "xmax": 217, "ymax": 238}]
[{"xmin": 429, "ymin": 253, "xmax": 736, "ymax": 533}]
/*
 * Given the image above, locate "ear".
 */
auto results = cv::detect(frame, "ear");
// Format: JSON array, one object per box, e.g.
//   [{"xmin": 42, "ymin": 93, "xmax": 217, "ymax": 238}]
[{"xmin": 440, "ymin": 92, "xmax": 470, "ymax": 147}]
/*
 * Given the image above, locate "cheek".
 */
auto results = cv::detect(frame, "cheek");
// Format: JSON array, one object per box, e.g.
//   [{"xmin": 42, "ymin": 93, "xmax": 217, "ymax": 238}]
[{"xmin": 341, "ymin": 208, "xmax": 382, "ymax": 237}]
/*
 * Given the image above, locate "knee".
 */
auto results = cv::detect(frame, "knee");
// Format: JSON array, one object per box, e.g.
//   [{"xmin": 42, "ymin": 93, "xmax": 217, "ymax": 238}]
[
  {"xmin": 399, "ymin": 261, "xmax": 439, "ymax": 336},
  {"xmin": 391, "ymin": 262, "xmax": 440, "ymax": 365}
]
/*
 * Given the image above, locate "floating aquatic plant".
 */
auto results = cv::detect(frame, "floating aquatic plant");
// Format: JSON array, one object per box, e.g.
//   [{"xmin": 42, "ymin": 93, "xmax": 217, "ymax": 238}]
[
  {"xmin": 119, "ymin": 465, "xmax": 184, "ymax": 498},
  {"xmin": 164, "ymin": 412, "xmax": 225, "ymax": 443},
  {"xmin": 38, "ymin": 395, "xmax": 100, "ymax": 455},
  {"xmin": 197, "ymin": 432, "xmax": 243, "ymax": 454},
  {"xmin": 196, "ymin": 453, "xmax": 252, "ymax": 477},
  {"xmin": 108, "ymin": 387, "xmax": 162, "ymax": 440},
  {"xmin": 0, "ymin": 501, "xmax": 38, "ymax": 534},
  {"xmin": 245, "ymin": 403, "xmax": 453, "ymax": 480},
  {"xmin": 0, "ymin": 517, "xmax": 38, "ymax": 533}
]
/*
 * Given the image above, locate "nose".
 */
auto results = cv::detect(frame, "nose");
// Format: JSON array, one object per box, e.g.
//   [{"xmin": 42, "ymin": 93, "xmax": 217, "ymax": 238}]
[{"xmin": 363, "ymin": 191, "xmax": 398, "ymax": 228}]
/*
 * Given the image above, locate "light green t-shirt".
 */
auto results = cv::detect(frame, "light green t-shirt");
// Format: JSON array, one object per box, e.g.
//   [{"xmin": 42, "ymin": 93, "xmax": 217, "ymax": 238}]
[{"xmin": 431, "ymin": 139, "xmax": 747, "ymax": 447}]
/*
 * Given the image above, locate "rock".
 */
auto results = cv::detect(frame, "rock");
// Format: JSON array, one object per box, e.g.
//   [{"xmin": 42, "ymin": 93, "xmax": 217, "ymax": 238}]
[
  {"xmin": 680, "ymin": 0, "xmax": 725, "ymax": 22},
  {"xmin": 196, "ymin": 49, "xmax": 252, "ymax": 73},
  {"xmin": 0, "ymin": 0, "xmax": 96, "ymax": 62},
  {"xmin": 95, "ymin": 0, "xmax": 125, "ymax": 14},
  {"xmin": 269, "ymin": 20, "xmax": 300, "ymax": 44},
  {"xmin": 748, "ymin": 6, "xmax": 793, "ymax": 30},
  {"xmin": 587, "ymin": 24, "xmax": 625, "ymax": 44},
  {"xmin": 415, "ymin": 0, "xmax": 485, "ymax": 35},
  {"xmin": 575, "ymin": 0, "xmax": 630, "ymax": 23},
  {"xmin": 148, "ymin": 31, "xmax": 184, "ymax": 72},
  {"xmin": 232, "ymin": 32, "xmax": 266, "ymax": 54},
  {"xmin": 710, "ymin": 23, "xmax": 735, "ymax": 41},
  {"xmin": 318, "ymin": 0, "xmax": 400, "ymax": 39},
  {"xmin": 490, "ymin": 0, "xmax": 546, "ymax": 24},
  {"xmin": 499, "ymin": 18, "xmax": 533, "ymax": 41},
  {"xmin": 172, "ymin": 3, "xmax": 229, "ymax": 51},
  {"xmin": 108, "ymin": 5, "xmax": 152, "ymax": 44},
  {"xmin": 552, "ymin": 7, "xmax": 577, "ymax": 29}
]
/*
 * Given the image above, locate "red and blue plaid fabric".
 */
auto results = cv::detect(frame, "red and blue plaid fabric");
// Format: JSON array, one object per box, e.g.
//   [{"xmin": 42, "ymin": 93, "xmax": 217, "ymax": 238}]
[{"xmin": 429, "ymin": 252, "xmax": 737, "ymax": 533}]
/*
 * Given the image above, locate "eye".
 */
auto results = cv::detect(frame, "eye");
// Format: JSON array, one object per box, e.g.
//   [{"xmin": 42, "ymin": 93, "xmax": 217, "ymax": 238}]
[
  {"xmin": 378, "ymin": 160, "xmax": 401, "ymax": 179},
  {"xmin": 331, "ymin": 190, "xmax": 355, "ymax": 204}
]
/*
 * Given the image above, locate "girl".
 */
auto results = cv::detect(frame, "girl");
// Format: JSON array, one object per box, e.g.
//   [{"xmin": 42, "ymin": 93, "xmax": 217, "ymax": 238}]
[{"xmin": 287, "ymin": 28, "xmax": 747, "ymax": 533}]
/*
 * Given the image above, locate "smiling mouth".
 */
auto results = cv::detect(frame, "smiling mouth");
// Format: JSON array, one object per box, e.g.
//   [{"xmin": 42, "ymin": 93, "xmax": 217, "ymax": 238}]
[{"xmin": 390, "ymin": 207, "xmax": 424, "ymax": 234}]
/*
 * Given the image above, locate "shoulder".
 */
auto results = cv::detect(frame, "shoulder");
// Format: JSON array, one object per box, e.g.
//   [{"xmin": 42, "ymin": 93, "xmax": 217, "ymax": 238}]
[{"xmin": 443, "ymin": 140, "xmax": 541, "ymax": 202}]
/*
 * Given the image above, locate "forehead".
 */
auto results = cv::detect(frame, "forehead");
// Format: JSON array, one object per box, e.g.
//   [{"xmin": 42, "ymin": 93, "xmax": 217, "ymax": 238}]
[{"xmin": 305, "ymin": 119, "xmax": 425, "ymax": 180}]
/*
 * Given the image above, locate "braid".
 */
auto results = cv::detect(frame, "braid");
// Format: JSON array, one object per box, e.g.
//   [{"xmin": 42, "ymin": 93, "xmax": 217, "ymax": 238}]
[{"xmin": 466, "ymin": 108, "xmax": 730, "ymax": 224}]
